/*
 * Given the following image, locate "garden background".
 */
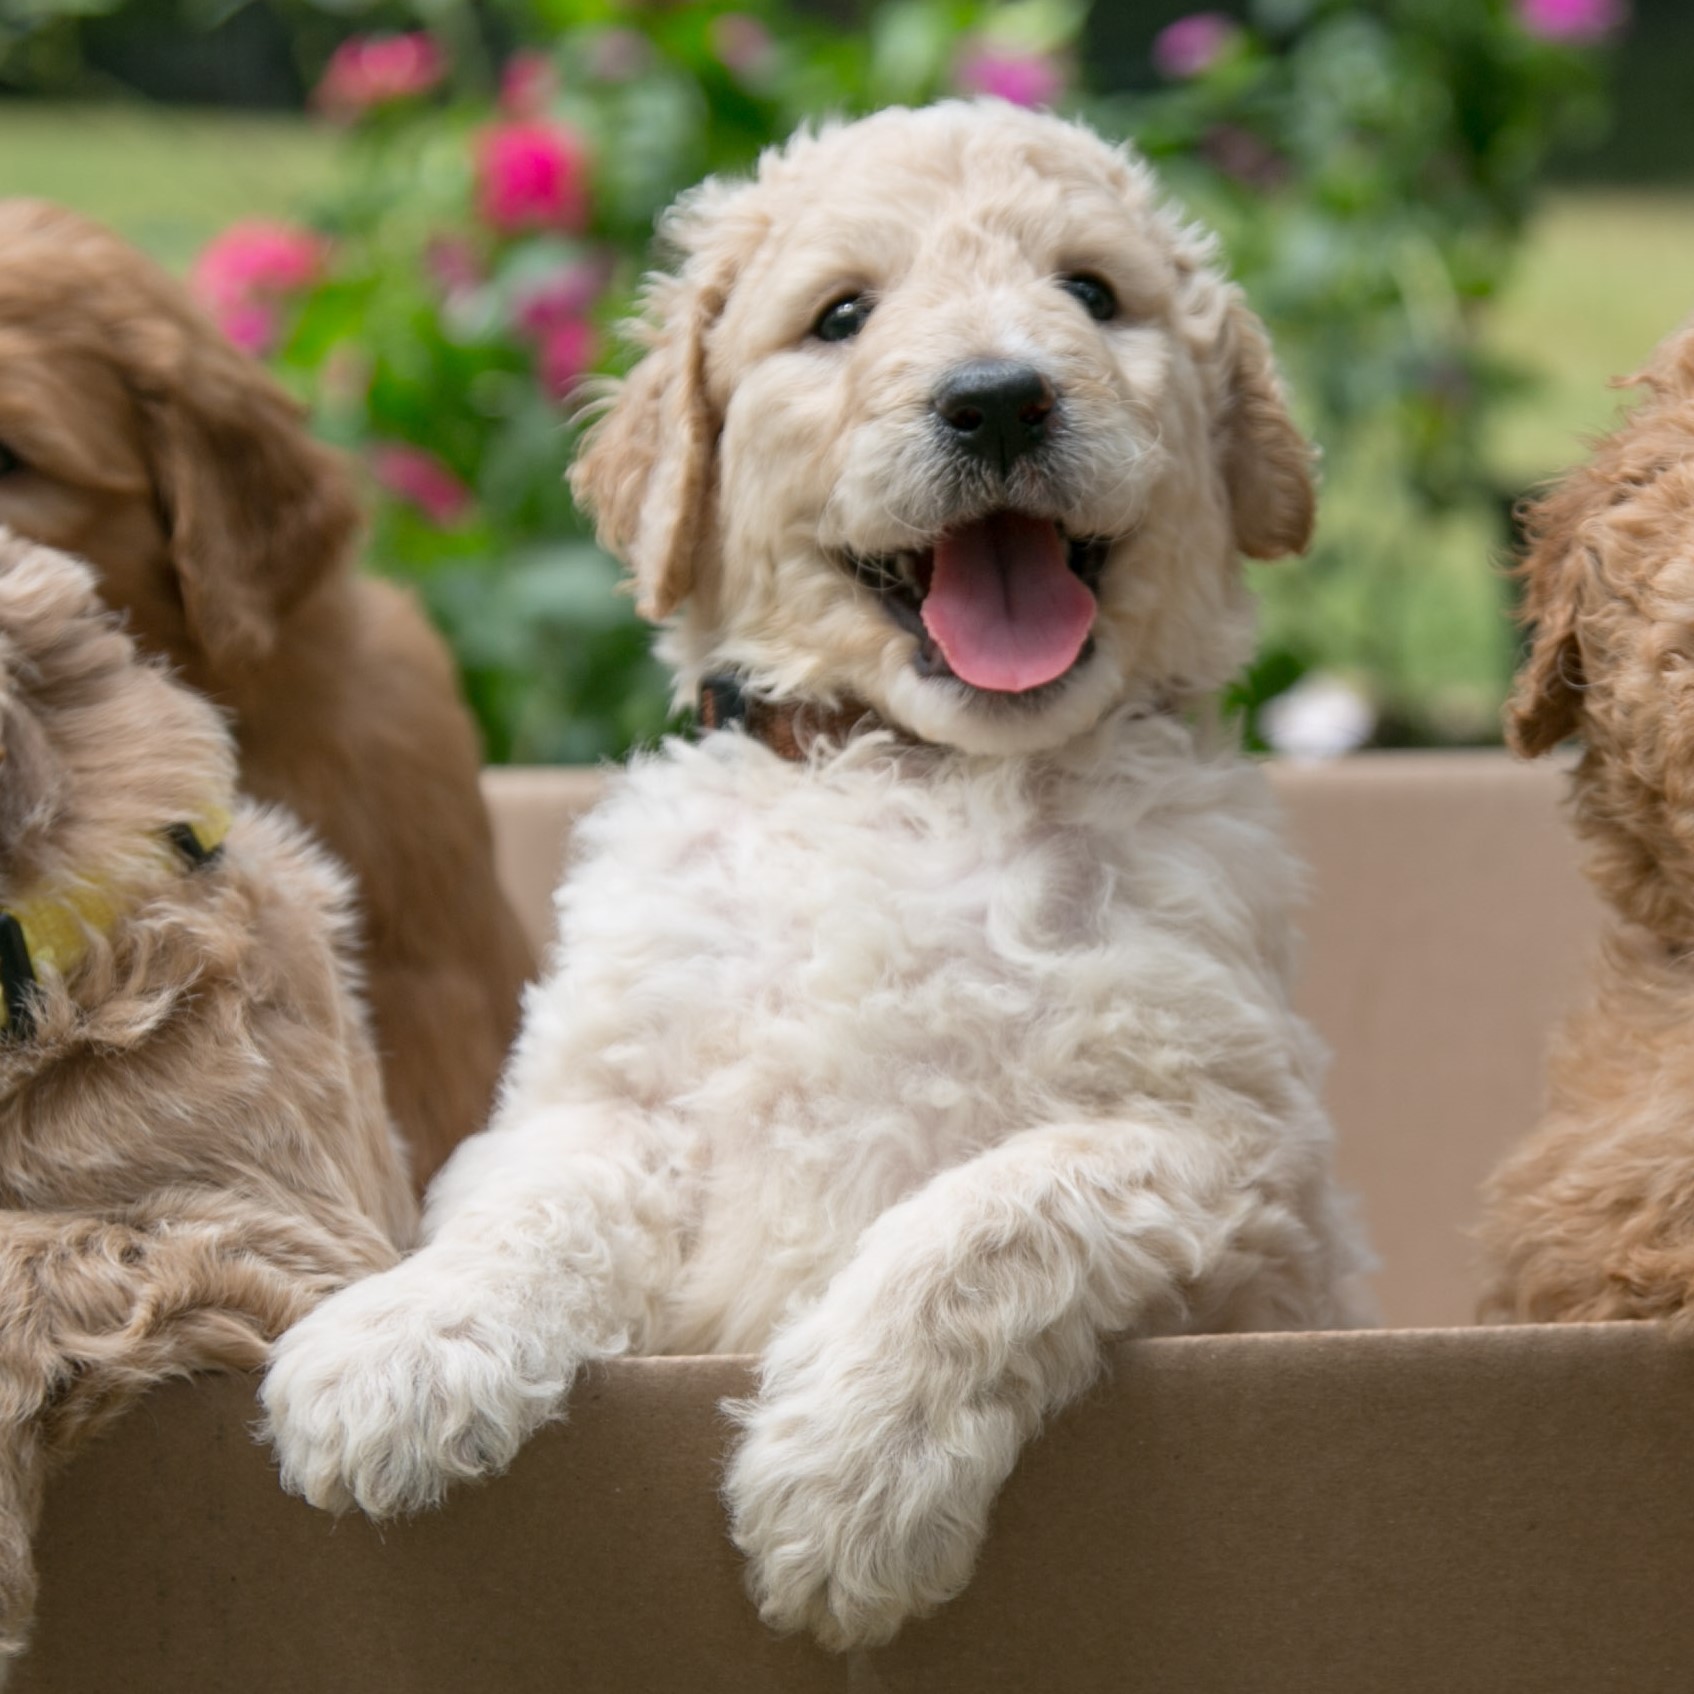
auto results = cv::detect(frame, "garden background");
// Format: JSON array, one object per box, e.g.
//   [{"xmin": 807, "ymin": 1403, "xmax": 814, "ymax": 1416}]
[{"xmin": 1, "ymin": 0, "xmax": 1689, "ymax": 762}]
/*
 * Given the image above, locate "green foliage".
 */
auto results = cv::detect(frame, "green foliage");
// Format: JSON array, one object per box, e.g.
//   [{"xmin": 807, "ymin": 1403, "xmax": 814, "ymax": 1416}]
[
  {"xmin": 1110, "ymin": 0, "xmax": 1615, "ymax": 741},
  {"xmin": 196, "ymin": 0, "xmax": 1613, "ymax": 760}
]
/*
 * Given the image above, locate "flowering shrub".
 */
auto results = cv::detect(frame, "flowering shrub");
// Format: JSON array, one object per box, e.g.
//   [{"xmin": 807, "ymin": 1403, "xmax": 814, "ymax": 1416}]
[
  {"xmin": 1112, "ymin": 0, "xmax": 1620, "ymax": 746},
  {"xmin": 230, "ymin": 0, "xmax": 1616, "ymax": 762}
]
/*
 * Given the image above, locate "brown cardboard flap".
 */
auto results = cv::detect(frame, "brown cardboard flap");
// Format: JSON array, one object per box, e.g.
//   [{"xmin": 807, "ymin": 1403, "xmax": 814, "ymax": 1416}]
[{"xmin": 19, "ymin": 1327, "xmax": 1694, "ymax": 1694}]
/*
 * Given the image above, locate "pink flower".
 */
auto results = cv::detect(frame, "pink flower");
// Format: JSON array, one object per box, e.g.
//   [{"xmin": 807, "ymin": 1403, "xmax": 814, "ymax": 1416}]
[
  {"xmin": 315, "ymin": 32, "xmax": 446, "ymax": 122},
  {"xmin": 476, "ymin": 121, "xmax": 591, "ymax": 235},
  {"xmin": 1152, "ymin": 12, "xmax": 1238, "ymax": 80},
  {"xmin": 537, "ymin": 319, "xmax": 599, "ymax": 401},
  {"xmin": 1199, "ymin": 124, "xmax": 1287, "ymax": 189},
  {"xmin": 954, "ymin": 45, "xmax": 1066, "ymax": 108},
  {"xmin": 499, "ymin": 50, "xmax": 557, "ymax": 117},
  {"xmin": 709, "ymin": 13, "xmax": 775, "ymax": 77},
  {"xmin": 586, "ymin": 28, "xmax": 652, "ymax": 83},
  {"xmin": 214, "ymin": 301, "xmax": 280, "ymax": 357},
  {"xmin": 191, "ymin": 221, "xmax": 326, "ymax": 355},
  {"xmin": 425, "ymin": 235, "xmax": 483, "ymax": 303},
  {"xmin": 370, "ymin": 444, "xmax": 472, "ymax": 528},
  {"xmin": 1516, "ymin": 0, "xmax": 1628, "ymax": 41},
  {"xmin": 512, "ymin": 260, "xmax": 608, "ymax": 338}
]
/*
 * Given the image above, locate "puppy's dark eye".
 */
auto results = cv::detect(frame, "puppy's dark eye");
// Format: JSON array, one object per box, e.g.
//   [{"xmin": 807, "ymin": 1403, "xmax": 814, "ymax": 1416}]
[
  {"xmin": 1059, "ymin": 275, "xmax": 1117, "ymax": 323},
  {"xmin": 0, "ymin": 442, "xmax": 20, "ymax": 477},
  {"xmin": 814, "ymin": 295, "xmax": 873, "ymax": 344}
]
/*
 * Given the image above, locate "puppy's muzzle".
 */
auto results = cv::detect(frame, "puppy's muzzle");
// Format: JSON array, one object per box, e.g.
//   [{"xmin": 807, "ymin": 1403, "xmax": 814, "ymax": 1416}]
[{"xmin": 934, "ymin": 361, "xmax": 1055, "ymax": 475}]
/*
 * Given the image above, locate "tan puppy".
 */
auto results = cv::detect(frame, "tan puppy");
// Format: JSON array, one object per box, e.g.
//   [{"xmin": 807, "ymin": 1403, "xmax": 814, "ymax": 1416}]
[
  {"xmin": 1480, "ymin": 319, "xmax": 1694, "ymax": 1323},
  {"xmin": 0, "ymin": 530, "xmax": 416, "ymax": 1671},
  {"xmin": 0, "ymin": 199, "xmax": 533, "ymax": 1186}
]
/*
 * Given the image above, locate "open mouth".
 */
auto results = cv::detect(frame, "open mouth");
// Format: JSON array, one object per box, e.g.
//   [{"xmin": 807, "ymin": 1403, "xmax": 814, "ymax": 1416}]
[{"xmin": 844, "ymin": 512, "xmax": 1110, "ymax": 696}]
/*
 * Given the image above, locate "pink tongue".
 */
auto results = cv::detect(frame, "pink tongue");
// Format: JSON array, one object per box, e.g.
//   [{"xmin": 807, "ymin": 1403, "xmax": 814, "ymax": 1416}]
[{"xmin": 920, "ymin": 514, "xmax": 1097, "ymax": 693}]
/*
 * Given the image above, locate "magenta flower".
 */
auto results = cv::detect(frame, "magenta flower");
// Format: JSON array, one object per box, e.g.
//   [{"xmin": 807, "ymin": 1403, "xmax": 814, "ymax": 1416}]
[
  {"xmin": 537, "ymin": 320, "xmax": 599, "ymax": 401},
  {"xmin": 212, "ymin": 301, "xmax": 279, "ymax": 357},
  {"xmin": 709, "ymin": 13, "xmax": 775, "ymax": 78},
  {"xmin": 476, "ymin": 121, "xmax": 591, "ymax": 235},
  {"xmin": 425, "ymin": 235, "xmax": 483, "ymax": 304},
  {"xmin": 508, "ymin": 261, "xmax": 607, "ymax": 401},
  {"xmin": 1516, "ymin": 0, "xmax": 1628, "ymax": 41},
  {"xmin": 191, "ymin": 221, "xmax": 326, "ymax": 355},
  {"xmin": 499, "ymin": 50, "xmax": 557, "ymax": 117},
  {"xmin": 370, "ymin": 444, "xmax": 472, "ymax": 528},
  {"xmin": 315, "ymin": 32, "xmax": 446, "ymax": 122},
  {"xmin": 1152, "ymin": 12, "xmax": 1238, "ymax": 80},
  {"xmin": 954, "ymin": 45, "xmax": 1066, "ymax": 108},
  {"xmin": 512, "ymin": 260, "xmax": 608, "ymax": 339}
]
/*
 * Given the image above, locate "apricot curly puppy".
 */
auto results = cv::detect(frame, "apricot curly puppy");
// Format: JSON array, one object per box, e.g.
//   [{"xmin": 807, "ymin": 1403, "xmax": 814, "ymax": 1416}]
[
  {"xmin": 0, "ymin": 200, "xmax": 534, "ymax": 1186},
  {"xmin": 1479, "ymin": 320, "xmax": 1694, "ymax": 1323},
  {"xmin": 0, "ymin": 531, "xmax": 416, "ymax": 1675},
  {"xmin": 265, "ymin": 101, "xmax": 1369, "ymax": 1650}
]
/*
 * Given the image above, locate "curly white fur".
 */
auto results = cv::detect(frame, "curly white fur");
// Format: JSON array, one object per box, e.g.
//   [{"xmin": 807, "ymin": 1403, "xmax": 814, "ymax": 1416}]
[{"xmin": 263, "ymin": 100, "xmax": 1369, "ymax": 1651}]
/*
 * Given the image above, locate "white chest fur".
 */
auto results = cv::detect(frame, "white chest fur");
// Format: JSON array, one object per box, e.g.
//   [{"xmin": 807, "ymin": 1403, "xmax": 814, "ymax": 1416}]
[{"xmin": 495, "ymin": 708, "xmax": 1330, "ymax": 1352}]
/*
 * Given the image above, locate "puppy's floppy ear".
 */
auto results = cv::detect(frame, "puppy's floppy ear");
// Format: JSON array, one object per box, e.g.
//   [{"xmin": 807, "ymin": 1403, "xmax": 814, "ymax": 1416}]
[
  {"xmin": 134, "ymin": 332, "xmax": 361, "ymax": 671},
  {"xmin": 570, "ymin": 182, "xmax": 755, "ymax": 621},
  {"xmin": 1506, "ymin": 501, "xmax": 1590, "ymax": 757},
  {"xmin": 1216, "ymin": 289, "xmax": 1316, "ymax": 561},
  {"xmin": 0, "ymin": 700, "xmax": 64, "ymax": 867}
]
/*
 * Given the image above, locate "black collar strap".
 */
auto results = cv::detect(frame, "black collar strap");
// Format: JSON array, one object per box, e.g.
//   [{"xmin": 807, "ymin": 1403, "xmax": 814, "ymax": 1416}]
[{"xmin": 696, "ymin": 673, "xmax": 898, "ymax": 762}]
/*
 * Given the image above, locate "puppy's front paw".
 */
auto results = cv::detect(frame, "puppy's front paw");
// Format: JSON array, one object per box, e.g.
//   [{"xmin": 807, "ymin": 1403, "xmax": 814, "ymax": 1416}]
[
  {"xmin": 725, "ymin": 1369, "xmax": 1014, "ymax": 1651},
  {"xmin": 260, "ymin": 1258, "xmax": 572, "ymax": 1519}
]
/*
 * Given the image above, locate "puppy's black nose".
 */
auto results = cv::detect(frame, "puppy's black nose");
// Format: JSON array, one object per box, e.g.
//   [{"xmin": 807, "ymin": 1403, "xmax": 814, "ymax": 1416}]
[{"xmin": 933, "ymin": 361, "xmax": 1056, "ymax": 472}]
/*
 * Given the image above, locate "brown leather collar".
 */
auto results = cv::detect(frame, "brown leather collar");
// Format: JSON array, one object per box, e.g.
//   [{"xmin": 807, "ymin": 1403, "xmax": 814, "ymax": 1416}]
[
  {"xmin": 697, "ymin": 674, "xmax": 893, "ymax": 762},
  {"xmin": 696, "ymin": 673, "xmax": 1178, "ymax": 763}
]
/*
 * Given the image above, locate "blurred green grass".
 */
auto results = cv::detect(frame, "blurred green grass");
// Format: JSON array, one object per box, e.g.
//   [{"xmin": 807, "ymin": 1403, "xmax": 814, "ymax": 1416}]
[
  {"xmin": 1487, "ymin": 191, "xmax": 1694, "ymax": 485},
  {"xmin": 0, "ymin": 101, "xmax": 335, "ymax": 273}
]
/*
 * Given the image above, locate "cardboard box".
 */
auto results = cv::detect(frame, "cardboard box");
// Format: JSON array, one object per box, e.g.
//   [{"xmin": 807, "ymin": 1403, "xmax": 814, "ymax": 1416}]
[{"xmin": 24, "ymin": 752, "xmax": 1691, "ymax": 1694}]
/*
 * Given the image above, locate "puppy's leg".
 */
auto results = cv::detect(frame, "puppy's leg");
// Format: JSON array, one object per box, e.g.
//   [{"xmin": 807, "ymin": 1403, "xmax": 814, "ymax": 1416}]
[
  {"xmin": 726, "ymin": 1117, "xmax": 1332, "ymax": 1651},
  {"xmin": 0, "ymin": 1211, "xmax": 326, "ymax": 1662},
  {"xmin": 262, "ymin": 1103, "xmax": 689, "ymax": 1519}
]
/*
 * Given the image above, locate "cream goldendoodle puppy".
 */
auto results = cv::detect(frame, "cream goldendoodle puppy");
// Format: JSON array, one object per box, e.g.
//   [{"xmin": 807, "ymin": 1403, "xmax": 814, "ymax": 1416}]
[{"xmin": 263, "ymin": 100, "xmax": 1369, "ymax": 1649}]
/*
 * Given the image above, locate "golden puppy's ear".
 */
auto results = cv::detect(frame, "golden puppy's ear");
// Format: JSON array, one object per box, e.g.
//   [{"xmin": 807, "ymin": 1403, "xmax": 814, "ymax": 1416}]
[
  {"xmin": 1217, "ymin": 290, "xmax": 1316, "ymax": 561},
  {"xmin": 138, "ymin": 339, "xmax": 361, "ymax": 671},
  {"xmin": 572, "ymin": 179, "xmax": 760, "ymax": 621},
  {"xmin": 570, "ymin": 269, "xmax": 727, "ymax": 621},
  {"xmin": 1506, "ymin": 513, "xmax": 1588, "ymax": 757}
]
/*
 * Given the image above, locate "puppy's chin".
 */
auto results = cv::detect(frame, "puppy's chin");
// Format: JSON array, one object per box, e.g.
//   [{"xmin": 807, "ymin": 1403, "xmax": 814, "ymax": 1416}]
[{"xmin": 878, "ymin": 643, "xmax": 1127, "ymax": 756}]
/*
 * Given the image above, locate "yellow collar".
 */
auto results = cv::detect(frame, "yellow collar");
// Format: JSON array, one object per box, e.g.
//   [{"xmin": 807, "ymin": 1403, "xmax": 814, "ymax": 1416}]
[{"xmin": 0, "ymin": 806, "xmax": 233, "ymax": 1040}]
